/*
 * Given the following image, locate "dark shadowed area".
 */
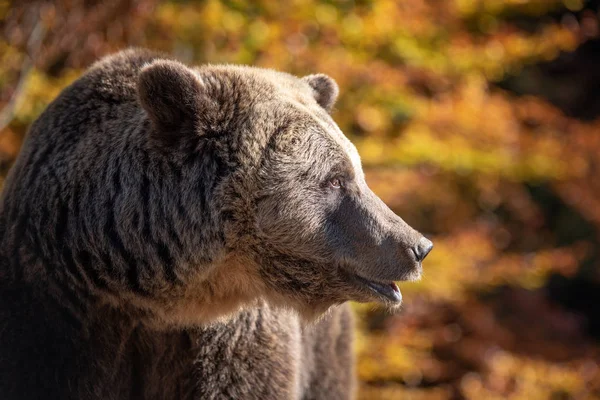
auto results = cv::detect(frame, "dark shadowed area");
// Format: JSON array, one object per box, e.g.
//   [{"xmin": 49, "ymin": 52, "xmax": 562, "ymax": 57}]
[{"xmin": 2, "ymin": 0, "xmax": 600, "ymax": 398}]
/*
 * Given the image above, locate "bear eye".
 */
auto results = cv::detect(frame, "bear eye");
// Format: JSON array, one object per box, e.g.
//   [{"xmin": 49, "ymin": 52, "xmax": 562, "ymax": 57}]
[{"xmin": 329, "ymin": 177, "xmax": 343, "ymax": 189}]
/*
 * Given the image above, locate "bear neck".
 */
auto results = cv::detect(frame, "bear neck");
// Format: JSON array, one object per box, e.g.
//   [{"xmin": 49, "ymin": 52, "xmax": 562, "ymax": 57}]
[{"xmin": 0, "ymin": 121, "xmax": 240, "ymax": 328}]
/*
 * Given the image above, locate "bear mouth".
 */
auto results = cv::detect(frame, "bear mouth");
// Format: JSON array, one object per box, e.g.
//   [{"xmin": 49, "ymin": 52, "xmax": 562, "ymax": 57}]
[{"xmin": 349, "ymin": 273, "xmax": 403, "ymax": 303}]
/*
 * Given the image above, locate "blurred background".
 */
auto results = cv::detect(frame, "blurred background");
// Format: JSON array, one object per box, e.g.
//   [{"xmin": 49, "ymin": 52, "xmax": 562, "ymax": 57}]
[{"xmin": 2, "ymin": 0, "xmax": 600, "ymax": 398}]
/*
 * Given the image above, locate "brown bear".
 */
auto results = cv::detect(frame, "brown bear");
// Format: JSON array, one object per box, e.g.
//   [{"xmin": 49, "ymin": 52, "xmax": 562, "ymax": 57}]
[
  {"xmin": 191, "ymin": 302, "xmax": 355, "ymax": 400},
  {"xmin": 0, "ymin": 49, "xmax": 432, "ymax": 399}
]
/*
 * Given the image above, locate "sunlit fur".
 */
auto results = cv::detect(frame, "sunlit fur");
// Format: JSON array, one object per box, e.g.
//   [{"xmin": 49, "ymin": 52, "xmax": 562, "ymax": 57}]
[{"xmin": 0, "ymin": 48, "xmax": 426, "ymax": 399}]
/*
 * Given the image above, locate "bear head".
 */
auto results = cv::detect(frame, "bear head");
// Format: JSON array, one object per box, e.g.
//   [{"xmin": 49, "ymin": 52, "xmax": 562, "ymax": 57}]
[{"xmin": 137, "ymin": 58, "xmax": 433, "ymax": 321}]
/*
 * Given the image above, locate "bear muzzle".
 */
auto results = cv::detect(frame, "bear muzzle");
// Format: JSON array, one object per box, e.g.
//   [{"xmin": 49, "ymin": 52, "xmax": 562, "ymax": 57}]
[{"xmin": 329, "ymin": 188, "xmax": 433, "ymax": 304}]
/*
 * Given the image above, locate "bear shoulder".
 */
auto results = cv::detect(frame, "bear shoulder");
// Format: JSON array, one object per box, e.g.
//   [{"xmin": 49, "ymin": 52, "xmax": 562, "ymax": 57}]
[
  {"xmin": 74, "ymin": 48, "xmax": 165, "ymax": 103},
  {"xmin": 299, "ymin": 303, "xmax": 356, "ymax": 399}
]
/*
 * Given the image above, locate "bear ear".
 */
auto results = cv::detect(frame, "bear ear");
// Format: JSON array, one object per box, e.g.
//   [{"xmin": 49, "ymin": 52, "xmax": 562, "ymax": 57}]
[
  {"xmin": 302, "ymin": 74, "xmax": 339, "ymax": 112},
  {"xmin": 137, "ymin": 59, "xmax": 204, "ymax": 138}
]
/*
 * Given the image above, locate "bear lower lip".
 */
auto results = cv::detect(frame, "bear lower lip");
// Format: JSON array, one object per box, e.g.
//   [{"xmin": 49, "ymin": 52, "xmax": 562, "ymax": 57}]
[{"xmin": 351, "ymin": 274, "xmax": 402, "ymax": 303}]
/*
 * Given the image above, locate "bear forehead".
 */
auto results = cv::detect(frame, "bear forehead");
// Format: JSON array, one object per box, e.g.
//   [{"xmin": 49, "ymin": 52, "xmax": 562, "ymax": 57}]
[
  {"xmin": 195, "ymin": 64, "xmax": 364, "ymax": 179},
  {"xmin": 306, "ymin": 106, "xmax": 364, "ymax": 179},
  {"xmin": 270, "ymin": 93, "xmax": 364, "ymax": 182},
  {"xmin": 196, "ymin": 64, "xmax": 318, "ymax": 106}
]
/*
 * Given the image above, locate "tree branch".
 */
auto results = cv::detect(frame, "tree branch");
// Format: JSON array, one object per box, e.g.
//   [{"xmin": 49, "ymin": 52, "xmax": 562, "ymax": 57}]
[{"xmin": 0, "ymin": 14, "xmax": 46, "ymax": 133}]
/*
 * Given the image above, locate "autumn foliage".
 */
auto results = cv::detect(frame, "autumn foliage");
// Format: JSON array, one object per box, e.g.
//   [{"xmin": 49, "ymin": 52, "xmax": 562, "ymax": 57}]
[{"xmin": 2, "ymin": 1, "xmax": 600, "ymax": 398}]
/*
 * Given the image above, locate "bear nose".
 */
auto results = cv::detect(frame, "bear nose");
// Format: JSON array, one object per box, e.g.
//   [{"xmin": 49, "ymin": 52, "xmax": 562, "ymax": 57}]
[{"xmin": 412, "ymin": 237, "xmax": 433, "ymax": 262}]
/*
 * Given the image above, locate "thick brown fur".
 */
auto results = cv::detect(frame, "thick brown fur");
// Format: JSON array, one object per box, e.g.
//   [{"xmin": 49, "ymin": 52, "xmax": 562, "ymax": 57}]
[
  {"xmin": 0, "ymin": 282, "xmax": 353, "ymax": 399},
  {"xmin": 194, "ymin": 303, "xmax": 355, "ymax": 400},
  {"xmin": 0, "ymin": 48, "xmax": 428, "ymax": 399}
]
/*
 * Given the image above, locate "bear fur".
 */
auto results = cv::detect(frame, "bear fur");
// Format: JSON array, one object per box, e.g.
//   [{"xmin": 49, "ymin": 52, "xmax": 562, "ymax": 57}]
[{"xmin": 0, "ymin": 49, "xmax": 430, "ymax": 399}]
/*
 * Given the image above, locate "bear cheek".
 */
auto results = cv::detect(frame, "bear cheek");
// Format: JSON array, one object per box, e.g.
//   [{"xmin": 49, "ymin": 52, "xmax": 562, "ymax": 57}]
[{"xmin": 254, "ymin": 198, "xmax": 300, "ymax": 246}]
